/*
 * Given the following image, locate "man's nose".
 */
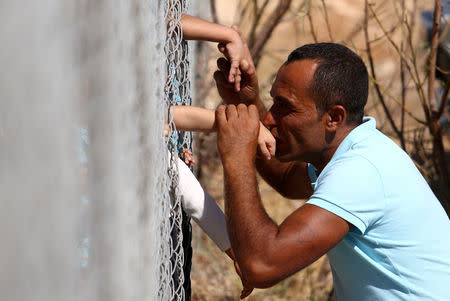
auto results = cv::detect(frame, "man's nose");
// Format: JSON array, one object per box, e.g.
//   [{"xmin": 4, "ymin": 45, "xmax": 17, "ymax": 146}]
[{"xmin": 263, "ymin": 108, "xmax": 276, "ymax": 128}]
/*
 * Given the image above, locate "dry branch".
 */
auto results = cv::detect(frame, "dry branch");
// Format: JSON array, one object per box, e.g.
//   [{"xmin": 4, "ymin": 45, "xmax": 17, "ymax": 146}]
[{"xmin": 248, "ymin": 0, "xmax": 293, "ymax": 66}]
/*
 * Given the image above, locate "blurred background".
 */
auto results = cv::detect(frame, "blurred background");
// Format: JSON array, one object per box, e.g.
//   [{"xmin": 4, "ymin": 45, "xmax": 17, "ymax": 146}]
[{"xmin": 189, "ymin": 0, "xmax": 448, "ymax": 300}]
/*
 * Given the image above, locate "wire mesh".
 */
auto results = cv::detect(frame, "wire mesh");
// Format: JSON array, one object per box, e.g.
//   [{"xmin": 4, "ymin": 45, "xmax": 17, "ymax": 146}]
[{"xmin": 160, "ymin": 0, "xmax": 193, "ymax": 300}]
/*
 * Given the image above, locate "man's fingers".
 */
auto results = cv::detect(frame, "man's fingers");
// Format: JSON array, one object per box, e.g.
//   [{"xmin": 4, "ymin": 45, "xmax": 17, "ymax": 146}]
[
  {"xmin": 248, "ymin": 104, "xmax": 259, "ymax": 120},
  {"xmin": 240, "ymin": 59, "xmax": 256, "ymax": 78},
  {"xmin": 217, "ymin": 57, "xmax": 231, "ymax": 75},
  {"xmin": 214, "ymin": 70, "xmax": 233, "ymax": 89},
  {"xmin": 218, "ymin": 42, "xmax": 226, "ymax": 53},
  {"xmin": 240, "ymin": 57, "xmax": 259, "ymax": 91},
  {"xmin": 242, "ymin": 42, "xmax": 256, "ymax": 70},
  {"xmin": 240, "ymin": 286, "xmax": 254, "ymax": 299},
  {"xmin": 234, "ymin": 260, "xmax": 242, "ymax": 277},
  {"xmin": 236, "ymin": 103, "xmax": 248, "ymax": 119},
  {"xmin": 215, "ymin": 105, "xmax": 227, "ymax": 128},
  {"xmin": 226, "ymin": 104, "xmax": 238, "ymax": 121},
  {"xmin": 233, "ymin": 257, "xmax": 254, "ymax": 299}
]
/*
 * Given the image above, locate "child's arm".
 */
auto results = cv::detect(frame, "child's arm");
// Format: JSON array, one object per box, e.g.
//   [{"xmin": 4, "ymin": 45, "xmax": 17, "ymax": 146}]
[
  {"xmin": 170, "ymin": 105, "xmax": 216, "ymax": 132},
  {"xmin": 176, "ymin": 155, "xmax": 231, "ymax": 251},
  {"xmin": 171, "ymin": 106, "xmax": 276, "ymax": 160},
  {"xmin": 181, "ymin": 14, "xmax": 239, "ymax": 44},
  {"xmin": 176, "ymin": 153, "xmax": 254, "ymax": 299},
  {"xmin": 180, "ymin": 14, "xmax": 244, "ymax": 91}
]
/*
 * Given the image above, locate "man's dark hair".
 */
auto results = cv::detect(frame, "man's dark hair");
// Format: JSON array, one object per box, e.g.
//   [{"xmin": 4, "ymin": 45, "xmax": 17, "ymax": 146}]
[{"xmin": 286, "ymin": 43, "xmax": 368, "ymax": 125}]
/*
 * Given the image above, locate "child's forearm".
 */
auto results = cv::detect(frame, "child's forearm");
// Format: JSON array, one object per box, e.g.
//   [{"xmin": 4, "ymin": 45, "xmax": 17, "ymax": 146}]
[
  {"xmin": 181, "ymin": 14, "xmax": 239, "ymax": 44},
  {"xmin": 171, "ymin": 105, "xmax": 216, "ymax": 132}
]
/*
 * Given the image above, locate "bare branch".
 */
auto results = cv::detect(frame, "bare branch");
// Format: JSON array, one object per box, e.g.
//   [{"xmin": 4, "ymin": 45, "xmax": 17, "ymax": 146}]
[
  {"xmin": 210, "ymin": 0, "xmax": 218, "ymax": 24},
  {"xmin": 249, "ymin": 0, "xmax": 293, "ymax": 67},
  {"xmin": 370, "ymin": 3, "xmax": 431, "ymax": 123},
  {"xmin": 400, "ymin": 42, "xmax": 407, "ymax": 150},
  {"xmin": 248, "ymin": 0, "xmax": 270, "ymax": 48},
  {"xmin": 364, "ymin": 0, "xmax": 403, "ymax": 143},
  {"xmin": 428, "ymin": 0, "xmax": 441, "ymax": 113},
  {"xmin": 306, "ymin": 0, "xmax": 318, "ymax": 42},
  {"xmin": 236, "ymin": 0, "xmax": 253, "ymax": 27},
  {"xmin": 436, "ymin": 77, "xmax": 450, "ymax": 121},
  {"xmin": 367, "ymin": 74, "xmax": 425, "ymax": 125},
  {"xmin": 320, "ymin": 0, "xmax": 334, "ymax": 42}
]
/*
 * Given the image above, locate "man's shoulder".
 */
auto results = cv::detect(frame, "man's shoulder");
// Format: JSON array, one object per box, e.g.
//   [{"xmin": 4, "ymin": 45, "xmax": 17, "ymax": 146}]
[
  {"xmin": 335, "ymin": 129, "xmax": 414, "ymax": 178},
  {"xmin": 324, "ymin": 150, "xmax": 382, "ymax": 180}
]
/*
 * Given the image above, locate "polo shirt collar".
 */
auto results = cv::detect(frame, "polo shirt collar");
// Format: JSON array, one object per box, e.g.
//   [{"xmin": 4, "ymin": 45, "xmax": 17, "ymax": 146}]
[{"xmin": 330, "ymin": 116, "xmax": 377, "ymax": 162}]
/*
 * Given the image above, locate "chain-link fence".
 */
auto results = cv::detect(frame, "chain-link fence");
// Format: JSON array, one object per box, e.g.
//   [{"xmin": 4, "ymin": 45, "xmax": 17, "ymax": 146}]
[{"xmin": 161, "ymin": 0, "xmax": 194, "ymax": 300}]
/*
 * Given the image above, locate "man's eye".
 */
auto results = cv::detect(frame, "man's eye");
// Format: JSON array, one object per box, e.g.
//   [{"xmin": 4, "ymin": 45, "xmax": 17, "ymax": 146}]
[{"xmin": 276, "ymin": 102, "xmax": 288, "ymax": 110}]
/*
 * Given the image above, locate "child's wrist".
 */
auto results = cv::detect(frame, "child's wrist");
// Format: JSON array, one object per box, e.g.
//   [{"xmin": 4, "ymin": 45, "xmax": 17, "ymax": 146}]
[{"xmin": 224, "ymin": 27, "xmax": 240, "ymax": 44}]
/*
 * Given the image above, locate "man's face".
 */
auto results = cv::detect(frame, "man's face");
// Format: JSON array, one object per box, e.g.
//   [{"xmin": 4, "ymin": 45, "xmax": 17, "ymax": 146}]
[{"xmin": 264, "ymin": 59, "xmax": 326, "ymax": 163}]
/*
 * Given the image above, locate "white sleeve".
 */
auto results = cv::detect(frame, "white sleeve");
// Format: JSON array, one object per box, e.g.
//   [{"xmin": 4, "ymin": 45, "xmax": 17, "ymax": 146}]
[{"xmin": 176, "ymin": 157, "xmax": 231, "ymax": 251}]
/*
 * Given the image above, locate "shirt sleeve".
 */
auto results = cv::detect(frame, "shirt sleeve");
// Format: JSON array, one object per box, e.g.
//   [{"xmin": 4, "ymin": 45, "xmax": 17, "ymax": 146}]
[
  {"xmin": 306, "ymin": 155, "xmax": 385, "ymax": 234},
  {"xmin": 191, "ymin": 190, "xmax": 231, "ymax": 251},
  {"xmin": 176, "ymin": 157, "xmax": 231, "ymax": 251}
]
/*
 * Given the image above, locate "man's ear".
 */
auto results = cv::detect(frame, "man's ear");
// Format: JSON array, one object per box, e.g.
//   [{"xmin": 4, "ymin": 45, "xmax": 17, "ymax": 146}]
[{"xmin": 324, "ymin": 105, "xmax": 346, "ymax": 131}]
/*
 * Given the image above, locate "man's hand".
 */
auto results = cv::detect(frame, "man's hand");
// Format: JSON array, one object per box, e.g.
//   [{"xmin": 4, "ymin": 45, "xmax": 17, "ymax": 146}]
[
  {"xmin": 226, "ymin": 248, "xmax": 254, "ymax": 299},
  {"xmin": 216, "ymin": 104, "xmax": 260, "ymax": 164},
  {"xmin": 214, "ymin": 27, "xmax": 259, "ymax": 106},
  {"xmin": 214, "ymin": 58, "xmax": 259, "ymax": 106}
]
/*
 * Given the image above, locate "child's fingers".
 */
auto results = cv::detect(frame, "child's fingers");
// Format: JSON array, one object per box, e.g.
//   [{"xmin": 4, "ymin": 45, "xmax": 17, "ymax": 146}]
[
  {"xmin": 268, "ymin": 143, "xmax": 276, "ymax": 157},
  {"xmin": 228, "ymin": 63, "xmax": 237, "ymax": 83},
  {"xmin": 267, "ymin": 138, "xmax": 276, "ymax": 157},
  {"xmin": 228, "ymin": 58, "xmax": 240, "ymax": 82},
  {"xmin": 164, "ymin": 123, "xmax": 169, "ymax": 137},
  {"xmin": 234, "ymin": 69, "xmax": 241, "ymax": 92},
  {"xmin": 258, "ymin": 141, "xmax": 271, "ymax": 160}
]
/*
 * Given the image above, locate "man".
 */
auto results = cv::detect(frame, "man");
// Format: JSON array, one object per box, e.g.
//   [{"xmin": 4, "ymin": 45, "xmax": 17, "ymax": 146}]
[{"xmin": 213, "ymin": 42, "xmax": 450, "ymax": 300}]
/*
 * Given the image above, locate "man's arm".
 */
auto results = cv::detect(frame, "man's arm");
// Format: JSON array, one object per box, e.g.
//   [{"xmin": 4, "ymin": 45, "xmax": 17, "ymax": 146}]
[
  {"xmin": 216, "ymin": 104, "xmax": 350, "ymax": 288},
  {"xmin": 255, "ymin": 158, "xmax": 314, "ymax": 199}
]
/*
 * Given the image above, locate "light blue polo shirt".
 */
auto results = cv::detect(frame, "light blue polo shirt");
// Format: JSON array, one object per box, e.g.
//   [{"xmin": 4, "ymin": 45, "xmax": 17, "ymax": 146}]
[{"xmin": 307, "ymin": 117, "xmax": 450, "ymax": 300}]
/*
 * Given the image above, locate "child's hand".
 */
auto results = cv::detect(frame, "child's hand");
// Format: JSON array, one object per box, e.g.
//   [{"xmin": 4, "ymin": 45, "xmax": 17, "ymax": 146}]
[
  {"xmin": 217, "ymin": 28, "xmax": 245, "ymax": 92},
  {"xmin": 164, "ymin": 121, "xmax": 169, "ymax": 137},
  {"xmin": 257, "ymin": 122, "xmax": 276, "ymax": 160},
  {"xmin": 181, "ymin": 149, "xmax": 195, "ymax": 167}
]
